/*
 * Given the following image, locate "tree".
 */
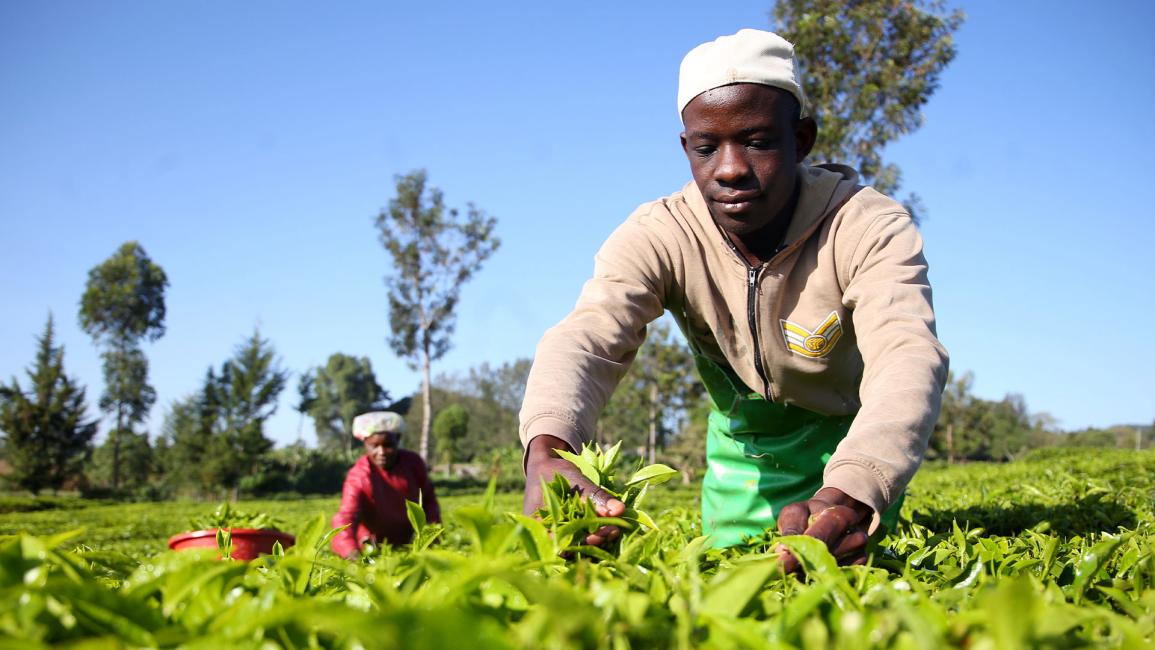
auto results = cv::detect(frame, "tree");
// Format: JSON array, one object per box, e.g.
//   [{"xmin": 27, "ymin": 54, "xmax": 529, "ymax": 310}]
[
  {"xmin": 208, "ymin": 330, "xmax": 289, "ymax": 495},
  {"xmin": 635, "ymin": 322, "xmax": 701, "ymax": 464},
  {"xmin": 0, "ymin": 315, "xmax": 98, "ymax": 494},
  {"xmin": 987, "ymin": 393, "xmax": 1032, "ymax": 461},
  {"xmin": 772, "ymin": 0, "xmax": 964, "ymax": 217},
  {"xmin": 376, "ymin": 169, "xmax": 500, "ymax": 461},
  {"xmin": 664, "ymin": 393, "xmax": 711, "ymax": 485},
  {"xmin": 433, "ymin": 404, "xmax": 469, "ymax": 475},
  {"xmin": 89, "ymin": 346, "xmax": 156, "ymax": 490},
  {"xmin": 78, "ymin": 241, "xmax": 168, "ymax": 489},
  {"xmin": 162, "ymin": 331, "xmax": 288, "ymax": 498},
  {"xmin": 157, "ymin": 394, "xmax": 215, "ymax": 496},
  {"xmin": 599, "ymin": 321, "xmax": 701, "ymax": 464},
  {"xmin": 424, "ymin": 358, "xmax": 532, "ymax": 460},
  {"xmin": 932, "ymin": 370, "xmax": 974, "ymax": 463},
  {"xmin": 300, "ymin": 354, "xmax": 389, "ymax": 453}
]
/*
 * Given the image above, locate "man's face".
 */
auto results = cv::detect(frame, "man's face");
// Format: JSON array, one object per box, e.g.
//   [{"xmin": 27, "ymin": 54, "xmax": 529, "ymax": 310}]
[
  {"xmin": 680, "ymin": 84, "xmax": 815, "ymax": 238},
  {"xmin": 364, "ymin": 432, "xmax": 401, "ymax": 468}
]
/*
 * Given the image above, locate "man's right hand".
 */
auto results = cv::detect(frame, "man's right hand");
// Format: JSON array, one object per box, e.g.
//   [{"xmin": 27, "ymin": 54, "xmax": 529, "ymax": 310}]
[{"xmin": 523, "ymin": 434, "xmax": 626, "ymax": 547}]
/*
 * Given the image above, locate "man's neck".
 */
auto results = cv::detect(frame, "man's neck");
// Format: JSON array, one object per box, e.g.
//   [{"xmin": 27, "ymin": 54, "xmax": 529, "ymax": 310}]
[{"xmin": 729, "ymin": 183, "xmax": 801, "ymax": 267}]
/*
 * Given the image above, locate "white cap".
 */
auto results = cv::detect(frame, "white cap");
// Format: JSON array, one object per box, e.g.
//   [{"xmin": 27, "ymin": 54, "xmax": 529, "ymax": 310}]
[
  {"xmin": 677, "ymin": 29, "xmax": 809, "ymax": 120},
  {"xmin": 352, "ymin": 411, "xmax": 406, "ymax": 440}
]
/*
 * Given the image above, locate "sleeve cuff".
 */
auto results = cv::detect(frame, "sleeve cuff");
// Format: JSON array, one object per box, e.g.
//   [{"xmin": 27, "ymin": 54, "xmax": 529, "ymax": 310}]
[
  {"xmin": 520, "ymin": 414, "xmax": 587, "ymax": 474},
  {"xmin": 822, "ymin": 459, "xmax": 891, "ymax": 534}
]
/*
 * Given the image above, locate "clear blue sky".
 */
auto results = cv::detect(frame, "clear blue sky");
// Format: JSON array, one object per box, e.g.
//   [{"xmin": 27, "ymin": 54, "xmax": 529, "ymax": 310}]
[{"xmin": 2, "ymin": 0, "xmax": 1153, "ymax": 448}]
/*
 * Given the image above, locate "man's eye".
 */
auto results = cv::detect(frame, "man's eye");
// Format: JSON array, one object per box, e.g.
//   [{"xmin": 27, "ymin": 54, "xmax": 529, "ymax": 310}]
[
  {"xmin": 694, "ymin": 146, "xmax": 716, "ymax": 156},
  {"xmin": 748, "ymin": 139, "xmax": 773, "ymax": 150}
]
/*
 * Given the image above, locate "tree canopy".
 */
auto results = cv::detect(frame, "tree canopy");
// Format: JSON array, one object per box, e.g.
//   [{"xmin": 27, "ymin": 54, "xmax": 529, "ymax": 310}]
[
  {"xmin": 78, "ymin": 241, "xmax": 168, "ymax": 347},
  {"xmin": 158, "ymin": 331, "xmax": 288, "ymax": 497},
  {"xmin": 299, "ymin": 354, "xmax": 389, "ymax": 453},
  {"xmin": 772, "ymin": 0, "xmax": 964, "ymax": 216}
]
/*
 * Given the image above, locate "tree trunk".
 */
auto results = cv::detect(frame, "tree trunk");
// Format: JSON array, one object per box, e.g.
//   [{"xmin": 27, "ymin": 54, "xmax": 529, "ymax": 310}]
[
  {"xmin": 647, "ymin": 383, "xmax": 659, "ymax": 466},
  {"xmin": 420, "ymin": 344, "xmax": 432, "ymax": 462},
  {"xmin": 113, "ymin": 403, "xmax": 123, "ymax": 490},
  {"xmin": 946, "ymin": 423, "xmax": 954, "ymax": 465}
]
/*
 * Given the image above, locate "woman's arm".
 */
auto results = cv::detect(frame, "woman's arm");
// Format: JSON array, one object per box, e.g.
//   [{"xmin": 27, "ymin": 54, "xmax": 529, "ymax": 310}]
[{"xmin": 330, "ymin": 464, "xmax": 366, "ymax": 558}]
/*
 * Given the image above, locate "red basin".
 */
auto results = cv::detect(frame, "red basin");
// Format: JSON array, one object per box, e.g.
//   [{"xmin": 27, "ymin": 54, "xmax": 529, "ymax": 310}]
[{"xmin": 168, "ymin": 528, "xmax": 296, "ymax": 561}]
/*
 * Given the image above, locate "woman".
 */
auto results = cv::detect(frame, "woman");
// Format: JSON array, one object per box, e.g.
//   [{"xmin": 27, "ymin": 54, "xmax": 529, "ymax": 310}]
[{"xmin": 331, "ymin": 411, "xmax": 441, "ymax": 558}]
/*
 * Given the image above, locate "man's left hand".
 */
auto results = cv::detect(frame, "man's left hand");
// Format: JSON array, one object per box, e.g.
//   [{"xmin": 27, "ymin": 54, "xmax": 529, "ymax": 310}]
[{"xmin": 775, "ymin": 487, "xmax": 873, "ymax": 573}]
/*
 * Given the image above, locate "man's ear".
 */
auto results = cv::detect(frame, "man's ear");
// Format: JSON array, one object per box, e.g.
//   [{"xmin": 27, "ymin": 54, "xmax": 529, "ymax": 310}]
[
  {"xmin": 679, "ymin": 131, "xmax": 689, "ymax": 156},
  {"xmin": 794, "ymin": 117, "xmax": 817, "ymax": 163}
]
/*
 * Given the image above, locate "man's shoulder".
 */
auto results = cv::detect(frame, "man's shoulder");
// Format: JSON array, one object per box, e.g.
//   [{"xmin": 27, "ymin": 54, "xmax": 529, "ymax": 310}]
[
  {"xmin": 605, "ymin": 181, "xmax": 706, "ymax": 256},
  {"xmin": 830, "ymin": 184, "xmax": 913, "ymax": 241},
  {"xmin": 626, "ymin": 182, "xmax": 698, "ymax": 224},
  {"xmin": 845, "ymin": 186, "xmax": 908, "ymax": 217}
]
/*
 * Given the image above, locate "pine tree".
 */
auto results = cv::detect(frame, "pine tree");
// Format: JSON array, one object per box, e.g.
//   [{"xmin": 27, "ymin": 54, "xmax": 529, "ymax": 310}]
[{"xmin": 0, "ymin": 315, "xmax": 98, "ymax": 494}]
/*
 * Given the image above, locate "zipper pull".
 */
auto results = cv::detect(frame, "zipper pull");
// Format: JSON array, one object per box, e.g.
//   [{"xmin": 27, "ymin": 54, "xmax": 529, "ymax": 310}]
[{"xmin": 748, "ymin": 267, "xmax": 757, "ymax": 287}]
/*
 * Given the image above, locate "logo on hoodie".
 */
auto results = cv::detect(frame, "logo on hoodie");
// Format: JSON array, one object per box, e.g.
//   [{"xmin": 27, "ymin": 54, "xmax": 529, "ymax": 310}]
[{"xmin": 780, "ymin": 311, "xmax": 843, "ymax": 358}]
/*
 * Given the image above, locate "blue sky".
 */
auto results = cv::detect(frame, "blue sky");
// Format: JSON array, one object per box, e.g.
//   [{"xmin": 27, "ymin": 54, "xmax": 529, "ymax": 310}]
[{"xmin": 2, "ymin": 0, "xmax": 1153, "ymax": 448}]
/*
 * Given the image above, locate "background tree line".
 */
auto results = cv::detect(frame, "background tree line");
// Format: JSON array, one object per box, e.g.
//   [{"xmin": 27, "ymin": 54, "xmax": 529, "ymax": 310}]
[
  {"xmin": 4, "ymin": 0, "xmax": 1149, "ymax": 500},
  {"xmin": 0, "ymin": 165, "xmax": 501, "ymax": 498}
]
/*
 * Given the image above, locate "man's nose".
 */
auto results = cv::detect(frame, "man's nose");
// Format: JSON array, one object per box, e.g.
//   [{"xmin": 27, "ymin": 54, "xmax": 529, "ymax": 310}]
[{"xmin": 715, "ymin": 144, "xmax": 751, "ymax": 185}]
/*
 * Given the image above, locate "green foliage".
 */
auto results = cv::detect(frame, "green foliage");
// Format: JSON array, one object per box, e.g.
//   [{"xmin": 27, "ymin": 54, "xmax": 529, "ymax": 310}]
[
  {"xmin": 2, "ymin": 450, "xmax": 1153, "ymax": 647},
  {"xmin": 538, "ymin": 441, "xmax": 679, "ymax": 554},
  {"xmin": 663, "ymin": 392, "xmax": 711, "ymax": 484},
  {"xmin": 237, "ymin": 444, "xmax": 349, "ymax": 497},
  {"xmin": 0, "ymin": 315, "xmax": 98, "ymax": 495},
  {"xmin": 376, "ymin": 169, "xmax": 501, "ymax": 461},
  {"xmin": 77, "ymin": 241, "xmax": 168, "ymax": 346},
  {"xmin": 408, "ymin": 358, "xmax": 531, "ymax": 464},
  {"xmin": 599, "ymin": 320, "xmax": 701, "ymax": 464},
  {"xmin": 932, "ymin": 370, "xmax": 1048, "ymax": 462},
  {"xmin": 299, "ymin": 353, "xmax": 389, "ymax": 453},
  {"xmin": 156, "ymin": 330, "xmax": 288, "ymax": 497},
  {"xmin": 433, "ymin": 403, "xmax": 470, "ymax": 470},
  {"xmin": 89, "ymin": 429, "xmax": 154, "ymax": 492},
  {"xmin": 187, "ymin": 502, "xmax": 286, "ymax": 532},
  {"xmin": 772, "ymin": 0, "xmax": 965, "ymax": 216},
  {"xmin": 78, "ymin": 241, "xmax": 169, "ymax": 489}
]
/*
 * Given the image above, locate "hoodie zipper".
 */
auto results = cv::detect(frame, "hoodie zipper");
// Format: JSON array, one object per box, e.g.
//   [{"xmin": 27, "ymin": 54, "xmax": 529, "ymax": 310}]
[
  {"xmin": 745, "ymin": 264, "xmax": 771, "ymax": 399},
  {"xmin": 724, "ymin": 237, "xmax": 772, "ymax": 399}
]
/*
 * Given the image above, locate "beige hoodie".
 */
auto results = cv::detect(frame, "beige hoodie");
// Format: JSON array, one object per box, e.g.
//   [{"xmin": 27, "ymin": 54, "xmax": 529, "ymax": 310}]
[{"xmin": 519, "ymin": 164, "xmax": 949, "ymax": 522}]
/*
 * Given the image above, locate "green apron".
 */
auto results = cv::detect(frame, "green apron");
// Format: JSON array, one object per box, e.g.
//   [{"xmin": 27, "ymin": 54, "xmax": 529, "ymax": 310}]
[{"xmin": 695, "ymin": 353, "xmax": 902, "ymax": 548}]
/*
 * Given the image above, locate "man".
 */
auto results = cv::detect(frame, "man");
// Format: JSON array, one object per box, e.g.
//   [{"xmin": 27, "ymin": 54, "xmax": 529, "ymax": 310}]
[
  {"xmin": 519, "ymin": 29, "xmax": 948, "ymax": 565},
  {"xmin": 331, "ymin": 411, "xmax": 441, "ymax": 558}
]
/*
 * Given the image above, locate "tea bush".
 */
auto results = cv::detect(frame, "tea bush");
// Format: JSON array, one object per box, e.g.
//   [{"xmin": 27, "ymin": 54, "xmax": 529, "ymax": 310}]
[{"xmin": 1, "ymin": 449, "xmax": 1152, "ymax": 648}]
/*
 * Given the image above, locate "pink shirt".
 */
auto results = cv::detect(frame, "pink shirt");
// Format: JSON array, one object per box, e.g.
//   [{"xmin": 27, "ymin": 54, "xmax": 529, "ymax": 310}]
[{"xmin": 330, "ymin": 451, "xmax": 441, "ymax": 557}]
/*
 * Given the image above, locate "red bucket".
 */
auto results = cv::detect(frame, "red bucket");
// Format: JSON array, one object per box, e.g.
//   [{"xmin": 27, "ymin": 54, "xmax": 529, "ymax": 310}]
[{"xmin": 168, "ymin": 528, "xmax": 296, "ymax": 561}]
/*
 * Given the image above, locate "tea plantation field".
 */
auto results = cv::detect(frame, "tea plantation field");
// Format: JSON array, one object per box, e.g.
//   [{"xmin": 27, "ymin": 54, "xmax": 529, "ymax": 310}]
[{"xmin": 2, "ymin": 447, "xmax": 1153, "ymax": 648}]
